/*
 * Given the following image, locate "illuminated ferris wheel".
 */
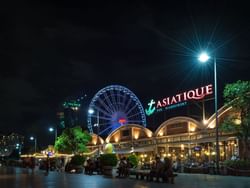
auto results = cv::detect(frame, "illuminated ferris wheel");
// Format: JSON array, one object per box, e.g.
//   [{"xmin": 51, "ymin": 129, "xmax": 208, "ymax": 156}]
[{"xmin": 87, "ymin": 85, "xmax": 146, "ymax": 136}]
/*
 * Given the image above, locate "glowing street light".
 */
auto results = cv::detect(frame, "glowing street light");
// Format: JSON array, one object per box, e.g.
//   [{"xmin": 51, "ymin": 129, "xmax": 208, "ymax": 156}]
[
  {"xmin": 49, "ymin": 127, "xmax": 58, "ymax": 143},
  {"xmin": 198, "ymin": 52, "xmax": 210, "ymax": 63},
  {"xmin": 88, "ymin": 108, "xmax": 94, "ymax": 114},
  {"xmin": 30, "ymin": 136, "xmax": 37, "ymax": 153},
  {"xmin": 88, "ymin": 108, "xmax": 100, "ymax": 156},
  {"xmin": 198, "ymin": 50, "xmax": 219, "ymax": 174}
]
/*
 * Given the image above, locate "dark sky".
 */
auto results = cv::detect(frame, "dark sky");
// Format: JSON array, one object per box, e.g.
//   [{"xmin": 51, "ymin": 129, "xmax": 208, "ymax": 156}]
[{"xmin": 1, "ymin": 1, "xmax": 250, "ymax": 147}]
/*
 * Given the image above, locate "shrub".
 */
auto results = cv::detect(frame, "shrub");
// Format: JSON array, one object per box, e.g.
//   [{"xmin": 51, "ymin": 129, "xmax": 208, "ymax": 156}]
[
  {"xmin": 70, "ymin": 155, "xmax": 86, "ymax": 166},
  {"xmin": 100, "ymin": 153, "xmax": 118, "ymax": 167},
  {"xmin": 224, "ymin": 160, "xmax": 250, "ymax": 170},
  {"xmin": 128, "ymin": 154, "xmax": 139, "ymax": 167}
]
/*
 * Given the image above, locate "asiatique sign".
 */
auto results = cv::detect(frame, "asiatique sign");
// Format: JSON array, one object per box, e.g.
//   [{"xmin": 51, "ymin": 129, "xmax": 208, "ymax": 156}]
[{"xmin": 145, "ymin": 84, "xmax": 213, "ymax": 116}]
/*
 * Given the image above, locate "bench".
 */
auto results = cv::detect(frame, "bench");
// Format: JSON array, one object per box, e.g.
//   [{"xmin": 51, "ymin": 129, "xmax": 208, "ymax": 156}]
[
  {"xmin": 135, "ymin": 169, "xmax": 150, "ymax": 180},
  {"xmin": 131, "ymin": 168, "xmax": 177, "ymax": 183}
]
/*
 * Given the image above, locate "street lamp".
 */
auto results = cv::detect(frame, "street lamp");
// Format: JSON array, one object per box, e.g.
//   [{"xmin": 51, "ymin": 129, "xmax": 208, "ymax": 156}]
[
  {"xmin": 16, "ymin": 143, "xmax": 22, "ymax": 155},
  {"xmin": 88, "ymin": 109, "xmax": 100, "ymax": 156},
  {"xmin": 30, "ymin": 136, "xmax": 37, "ymax": 153},
  {"xmin": 49, "ymin": 127, "xmax": 58, "ymax": 143},
  {"xmin": 94, "ymin": 123, "xmax": 100, "ymax": 155},
  {"xmin": 198, "ymin": 51, "xmax": 219, "ymax": 174}
]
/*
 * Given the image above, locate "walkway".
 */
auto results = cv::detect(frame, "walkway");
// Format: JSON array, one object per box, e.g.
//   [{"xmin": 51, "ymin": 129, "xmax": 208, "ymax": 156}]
[{"xmin": 0, "ymin": 166, "xmax": 250, "ymax": 188}]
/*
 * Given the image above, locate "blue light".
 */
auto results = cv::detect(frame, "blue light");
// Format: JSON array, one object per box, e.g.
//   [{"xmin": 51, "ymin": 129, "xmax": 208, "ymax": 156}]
[
  {"xmin": 88, "ymin": 109, "xmax": 94, "ymax": 114},
  {"xmin": 198, "ymin": 52, "xmax": 210, "ymax": 63}
]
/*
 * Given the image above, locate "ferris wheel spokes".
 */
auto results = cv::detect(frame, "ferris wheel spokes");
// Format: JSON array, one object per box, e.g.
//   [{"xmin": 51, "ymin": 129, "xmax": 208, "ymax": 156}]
[
  {"xmin": 103, "ymin": 92, "xmax": 115, "ymax": 113},
  {"xmin": 97, "ymin": 96, "xmax": 114, "ymax": 114},
  {"xmin": 127, "ymin": 112, "xmax": 142, "ymax": 119},
  {"xmin": 124, "ymin": 97, "xmax": 133, "ymax": 112},
  {"xmin": 91, "ymin": 106, "xmax": 111, "ymax": 118},
  {"xmin": 87, "ymin": 85, "xmax": 147, "ymax": 135},
  {"xmin": 125, "ymin": 103, "xmax": 139, "ymax": 116}
]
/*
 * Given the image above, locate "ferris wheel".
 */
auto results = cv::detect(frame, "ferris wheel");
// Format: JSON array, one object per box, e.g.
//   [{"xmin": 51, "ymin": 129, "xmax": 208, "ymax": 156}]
[{"xmin": 87, "ymin": 85, "xmax": 146, "ymax": 136}]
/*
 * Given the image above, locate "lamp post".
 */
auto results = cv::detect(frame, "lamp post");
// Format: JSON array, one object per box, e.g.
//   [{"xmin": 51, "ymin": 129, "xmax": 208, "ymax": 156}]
[
  {"xmin": 30, "ymin": 136, "xmax": 37, "ymax": 153},
  {"xmin": 49, "ymin": 127, "xmax": 58, "ymax": 143},
  {"xmin": 198, "ymin": 52, "xmax": 219, "ymax": 174},
  {"xmin": 94, "ymin": 122, "xmax": 100, "ymax": 155},
  {"xmin": 16, "ymin": 143, "xmax": 21, "ymax": 155},
  {"xmin": 88, "ymin": 109, "xmax": 100, "ymax": 156}
]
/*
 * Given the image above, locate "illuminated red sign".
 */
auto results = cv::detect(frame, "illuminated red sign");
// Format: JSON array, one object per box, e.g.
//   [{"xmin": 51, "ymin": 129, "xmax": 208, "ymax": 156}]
[
  {"xmin": 118, "ymin": 118, "xmax": 126, "ymax": 124},
  {"xmin": 157, "ymin": 84, "xmax": 213, "ymax": 108},
  {"xmin": 145, "ymin": 84, "xmax": 213, "ymax": 116}
]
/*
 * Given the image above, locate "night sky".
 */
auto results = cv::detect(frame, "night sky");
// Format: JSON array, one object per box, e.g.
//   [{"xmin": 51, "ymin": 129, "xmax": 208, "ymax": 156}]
[{"xmin": 1, "ymin": 1, "xmax": 250, "ymax": 147}]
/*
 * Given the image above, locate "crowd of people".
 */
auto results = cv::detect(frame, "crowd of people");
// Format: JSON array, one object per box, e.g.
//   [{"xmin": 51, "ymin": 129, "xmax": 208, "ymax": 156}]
[
  {"xmin": 22, "ymin": 155, "xmax": 65, "ymax": 174},
  {"xmin": 83, "ymin": 157, "xmax": 101, "ymax": 175},
  {"xmin": 20, "ymin": 154, "xmax": 179, "ymax": 183},
  {"xmin": 116, "ymin": 157, "xmax": 132, "ymax": 177},
  {"xmin": 148, "ymin": 156, "xmax": 175, "ymax": 183}
]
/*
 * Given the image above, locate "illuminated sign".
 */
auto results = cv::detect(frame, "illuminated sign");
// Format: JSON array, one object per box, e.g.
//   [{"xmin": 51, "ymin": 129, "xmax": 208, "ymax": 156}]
[
  {"xmin": 193, "ymin": 146, "xmax": 202, "ymax": 151},
  {"xmin": 145, "ymin": 84, "xmax": 213, "ymax": 116},
  {"xmin": 62, "ymin": 100, "xmax": 81, "ymax": 110},
  {"xmin": 118, "ymin": 118, "xmax": 126, "ymax": 125}
]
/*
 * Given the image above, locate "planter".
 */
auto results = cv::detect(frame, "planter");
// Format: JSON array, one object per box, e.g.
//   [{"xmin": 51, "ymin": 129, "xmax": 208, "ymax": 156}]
[
  {"xmin": 102, "ymin": 166, "xmax": 113, "ymax": 177},
  {"xmin": 227, "ymin": 167, "xmax": 250, "ymax": 177},
  {"xmin": 65, "ymin": 163, "xmax": 83, "ymax": 173}
]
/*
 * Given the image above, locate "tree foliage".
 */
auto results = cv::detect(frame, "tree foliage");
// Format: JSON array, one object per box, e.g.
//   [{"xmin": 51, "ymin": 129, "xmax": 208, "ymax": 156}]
[
  {"xmin": 128, "ymin": 154, "xmax": 139, "ymax": 167},
  {"xmin": 54, "ymin": 126, "xmax": 91, "ymax": 154},
  {"xmin": 70, "ymin": 155, "xmax": 86, "ymax": 166},
  {"xmin": 100, "ymin": 153, "xmax": 118, "ymax": 166},
  {"xmin": 221, "ymin": 80, "xmax": 250, "ymax": 159}
]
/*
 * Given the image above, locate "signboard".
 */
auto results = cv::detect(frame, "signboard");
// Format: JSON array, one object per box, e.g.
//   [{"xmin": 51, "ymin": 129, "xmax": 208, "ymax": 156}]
[
  {"xmin": 193, "ymin": 146, "xmax": 202, "ymax": 151},
  {"xmin": 145, "ymin": 84, "xmax": 213, "ymax": 116}
]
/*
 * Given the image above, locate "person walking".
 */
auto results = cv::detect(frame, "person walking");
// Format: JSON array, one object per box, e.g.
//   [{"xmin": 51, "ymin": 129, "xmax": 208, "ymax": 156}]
[{"xmin": 45, "ymin": 154, "xmax": 50, "ymax": 175}]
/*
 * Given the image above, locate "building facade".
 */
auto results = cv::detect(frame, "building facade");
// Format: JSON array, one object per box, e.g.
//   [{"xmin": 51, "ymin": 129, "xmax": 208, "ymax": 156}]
[
  {"xmin": 87, "ymin": 105, "xmax": 239, "ymax": 163},
  {"xmin": 0, "ymin": 133, "xmax": 24, "ymax": 157}
]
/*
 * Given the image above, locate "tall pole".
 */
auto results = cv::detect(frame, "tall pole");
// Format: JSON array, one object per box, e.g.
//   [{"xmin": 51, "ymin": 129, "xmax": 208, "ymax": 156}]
[
  {"xmin": 49, "ymin": 127, "xmax": 57, "ymax": 143},
  {"xmin": 214, "ymin": 56, "xmax": 220, "ymax": 174},
  {"xmin": 55, "ymin": 128, "xmax": 58, "ymax": 142},
  {"xmin": 198, "ymin": 51, "xmax": 219, "ymax": 173},
  {"xmin": 19, "ymin": 144, "xmax": 22, "ymax": 155},
  {"xmin": 97, "ymin": 111, "xmax": 100, "ymax": 156},
  {"xmin": 34, "ymin": 138, "xmax": 37, "ymax": 153},
  {"xmin": 202, "ymin": 100, "xmax": 205, "ymax": 123}
]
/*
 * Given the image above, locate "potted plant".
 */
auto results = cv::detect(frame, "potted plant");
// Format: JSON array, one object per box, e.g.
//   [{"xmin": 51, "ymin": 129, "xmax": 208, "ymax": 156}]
[
  {"xmin": 65, "ymin": 155, "xmax": 85, "ymax": 173},
  {"xmin": 100, "ymin": 153, "xmax": 118, "ymax": 176},
  {"xmin": 128, "ymin": 154, "xmax": 139, "ymax": 168}
]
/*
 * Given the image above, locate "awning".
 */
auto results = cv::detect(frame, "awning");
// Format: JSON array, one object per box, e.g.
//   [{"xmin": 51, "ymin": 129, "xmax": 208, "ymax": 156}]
[
  {"xmin": 115, "ymin": 146, "xmax": 155, "ymax": 154},
  {"xmin": 133, "ymin": 146, "xmax": 155, "ymax": 152}
]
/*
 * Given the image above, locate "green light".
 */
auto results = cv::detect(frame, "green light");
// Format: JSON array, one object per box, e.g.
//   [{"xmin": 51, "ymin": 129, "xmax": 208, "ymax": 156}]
[
  {"xmin": 62, "ymin": 100, "xmax": 81, "ymax": 108},
  {"xmin": 145, "ymin": 99, "xmax": 156, "ymax": 116}
]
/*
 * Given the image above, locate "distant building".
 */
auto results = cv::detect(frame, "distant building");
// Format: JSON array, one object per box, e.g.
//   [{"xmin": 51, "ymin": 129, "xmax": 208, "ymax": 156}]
[
  {"xmin": 0, "ymin": 133, "xmax": 24, "ymax": 157},
  {"xmin": 87, "ymin": 105, "xmax": 241, "ymax": 162},
  {"xmin": 57, "ymin": 94, "xmax": 88, "ymax": 129}
]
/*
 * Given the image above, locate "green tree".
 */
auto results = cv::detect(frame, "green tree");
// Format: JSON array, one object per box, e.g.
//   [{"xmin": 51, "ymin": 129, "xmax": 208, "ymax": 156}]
[
  {"xmin": 128, "ymin": 154, "xmax": 139, "ymax": 167},
  {"xmin": 221, "ymin": 80, "xmax": 250, "ymax": 159},
  {"xmin": 54, "ymin": 126, "xmax": 91, "ymax": 154},
  {"xmin": 100, "ymin": 153, "xmax": 118, "ymax": 167}
]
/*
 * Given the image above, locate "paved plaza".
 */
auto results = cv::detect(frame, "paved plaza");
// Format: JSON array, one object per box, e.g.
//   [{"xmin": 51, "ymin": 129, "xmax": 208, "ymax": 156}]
[{"xmin": 0, "ymin": 166, "xmax": 250, "ymax": 188}]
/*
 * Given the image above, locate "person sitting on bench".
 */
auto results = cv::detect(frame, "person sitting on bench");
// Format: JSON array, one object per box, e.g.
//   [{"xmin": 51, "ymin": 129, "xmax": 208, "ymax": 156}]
[
  {"xmin": 162, "ymin": 157, "xmax": 174, "ymax": 184},
  {"xmin": 149, "ymin": 156, "xmax": 164, "ymax": 182}
]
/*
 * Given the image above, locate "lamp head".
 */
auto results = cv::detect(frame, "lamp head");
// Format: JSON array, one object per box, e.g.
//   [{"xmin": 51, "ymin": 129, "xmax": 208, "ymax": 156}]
[
  {"xmin": 88, "ymin": 109, "xmax": 94, "ymax": 114},
  {"xmin": 198, "ymin": 52, "xmax": 210, "ymax": 63}
]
